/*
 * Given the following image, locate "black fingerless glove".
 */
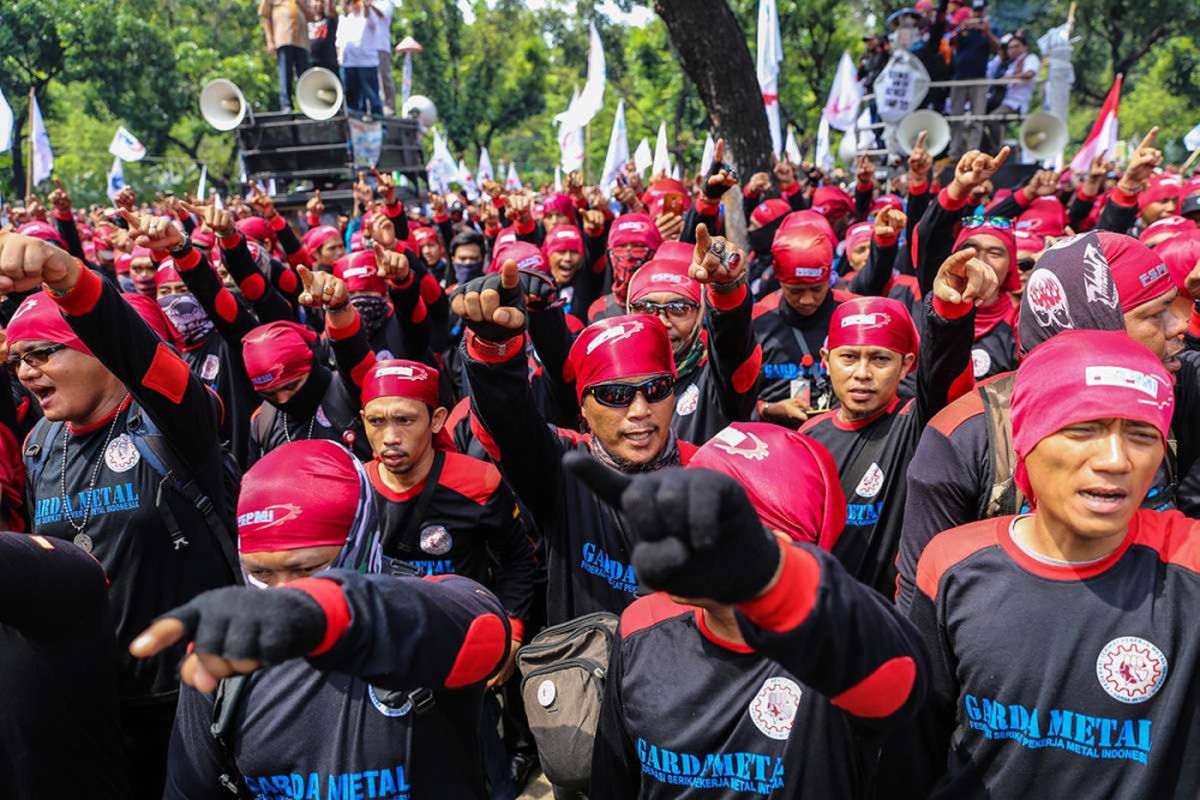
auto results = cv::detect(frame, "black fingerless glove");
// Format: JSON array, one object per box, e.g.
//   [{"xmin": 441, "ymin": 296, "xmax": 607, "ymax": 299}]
[{"xmin": 450, "ymin": 271, "xmax": 528, "ymax": 341}]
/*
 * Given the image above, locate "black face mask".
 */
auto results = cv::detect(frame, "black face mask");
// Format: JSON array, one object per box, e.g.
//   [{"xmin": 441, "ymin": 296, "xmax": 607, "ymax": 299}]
[
  {"xmin": 158, "ymin": 293, "xmax": 215, "ymax": 346},
  {"xmin": 349, "ymin": 294, "xmax": 391, "ymax": 337},
  {"xmin": 748, "ymin": 218, "xmax": 783, "ymax": 257},
  {"xmin": 274, "ymin": 361, "xmax": 332, "ymax": 418}
]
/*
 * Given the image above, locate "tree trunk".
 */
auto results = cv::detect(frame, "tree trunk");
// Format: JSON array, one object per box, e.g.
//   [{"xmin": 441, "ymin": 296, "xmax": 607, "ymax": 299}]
[
  {"xmin": 10, "ymin": 117, "xmax": 27, "ymax": 201},
  {"xmin": 653, "ymin": 0, "xmax": 773, "ymax": 179}
]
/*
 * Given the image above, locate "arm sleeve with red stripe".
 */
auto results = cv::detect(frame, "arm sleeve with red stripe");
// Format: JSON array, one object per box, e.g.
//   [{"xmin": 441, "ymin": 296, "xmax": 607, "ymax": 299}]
[
  {"xmin": 385, "ymin": 254, "xmax": 433, "ymax": 361},
  {"xmin": 219, "ymin": 234, "xmax": 296, "ymax": 324},
  {"xmin": 327, "ymin": 310, "xmax": 374, "ymax": 407},
  {"xmin": 176, "ymin": 244, "xmax": 260, "ymax": 345},
  {"xmin": 680, "ymin": 204, "xmax": 721, "ymax": 244},
  {"xmin": 1096, "ymin": 191, "xmax": 1139, "ymax": 234},
  {"xmin": 462, "ymin": 339, "xmax": 567, "ymax": 531},
  {"xmin": 913, "ymin": 189, "xmax": 970, "ymax": 297},
  {"xmin": 914, "ymin": 294, "xmax": 976, "ymax": 426},
  {"xmin": 308, "ymin": 570, "xmax": 511, "ymax": 692},
  {"xmin": 1068, "ymin": 191, "xmax": 1097, "ymax": 231},
  {"xmin": 382, "ymin": 201, "xmax": 409, "ymax": 243},
  {"xmin": 849, "ymin": 239, "xmax": 899, "ymax": 297},
  {"xmin": 57, "ymin": 268, "xmax": 219, "ymax": 469},
  {"xmin": 735, "ymin": 541, "xmax": 928, "ymax": 733},
  {"xmin": 704, "ymin": 284, "xmax": 759, "ymax": 424}
]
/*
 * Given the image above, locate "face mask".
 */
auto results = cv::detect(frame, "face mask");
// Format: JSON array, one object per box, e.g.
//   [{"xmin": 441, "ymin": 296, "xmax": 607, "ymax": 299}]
[
  {"xmin": 158, "ymin": 293, "xmax": 215, "ymax": 346},
  {"xmin": 349, "ymin": 294, "xmax": 391, "ymax": 336},
  {"xmin": 118, "ymin": 274, "xmax": 138, "ymax": 293},
  {"xmin": 609, "ymin": 251, "xmax": 651, "ymax": 303},
  {"xmin": 453, "ymin": 259, "xmax": 484, "ymax": 285}
]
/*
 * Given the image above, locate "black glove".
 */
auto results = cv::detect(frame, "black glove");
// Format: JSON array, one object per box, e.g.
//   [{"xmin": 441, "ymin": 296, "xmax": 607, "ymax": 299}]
[
  {"xmin": 450, "ymin": 271, "xmax": 528, "ymax": 341},
  {"xmin": 160, "ymin": 585, "xmax": 328, "ymax": 663},
  {"xmin": 519, "ymin": 267, "xmax": 558, "ymax": 311},
  {"xmin": 703, "ymin": 160, "xmax": 738, "ymax": 201},
  {"xmin": 564, "ymin": 453, "xmax": 781, "ymax": 603}
]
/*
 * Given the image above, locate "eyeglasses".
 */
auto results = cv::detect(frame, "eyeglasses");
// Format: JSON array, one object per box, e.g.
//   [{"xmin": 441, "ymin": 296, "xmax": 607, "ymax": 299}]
[
  {"xmin": 587, "ymin": 375, "xmax": 675, "ymax": 408},
  {"xmin": 629, "ymin": 300, "xmax": 699, "ymax": 319},
  {"xmin": 609, "ymin": 244, "xmax": 652, "ymax": 260},
  {"xmin": 6, "ymin": 343, "xmax": 67, "ymax": 370},
  {"xmin": 961, "ymin": 215, "xmax": 1013, "ymax": 230}
]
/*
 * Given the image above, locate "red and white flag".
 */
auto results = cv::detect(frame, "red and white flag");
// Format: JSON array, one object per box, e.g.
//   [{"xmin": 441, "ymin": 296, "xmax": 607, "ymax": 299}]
[
  {"xmin": 823, "ymin": 51, "xmax": 862, "ymax": 132},
  {"xmin": 757, "ymin": 0, "xmax": 783, "ymax": 156},
  {"xmin": 1070, "ymin": 74, "xmax": 1123, "ymax": 174}
]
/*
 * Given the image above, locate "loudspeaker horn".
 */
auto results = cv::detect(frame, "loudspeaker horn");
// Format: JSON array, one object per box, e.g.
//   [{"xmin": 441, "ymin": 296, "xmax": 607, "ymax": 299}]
[
  {"xmin": 296, "ymin": 67, "xmax": 344, "ymax": 121},
  {"xmin": 896, "ymin": 110, "xmax": 950, "ymax": 156},
  {"xmin": 401, "ymin": 94, "xmax": 437, "ymax": 130},
  {"xmin": 1019, "ymin": 112, "xmax": 1069, "ymax": 161},
  {"xmin": 200, "ymin": 79, "xmax": 248, "ymax": 131}
]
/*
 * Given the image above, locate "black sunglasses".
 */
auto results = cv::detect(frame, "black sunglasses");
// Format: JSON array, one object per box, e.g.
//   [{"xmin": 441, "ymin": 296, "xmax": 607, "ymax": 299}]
[
  {"xmin": 588, "ymin": 375, "xmax": 675, "ymax": 408},
  {"xmin": 6, "ymin": 343, "xmax": 67, "ymax": 370},
  {"xmin": 1018, "ymin": 257, "xmax": 1036, "ymax": 271}
]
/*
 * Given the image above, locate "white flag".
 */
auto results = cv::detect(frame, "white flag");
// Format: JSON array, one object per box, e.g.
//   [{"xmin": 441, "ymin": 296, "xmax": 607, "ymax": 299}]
[
  {"xmin": 30, "ymin": 94, "xmax": 54, "ymax": 186},
  {"xmin": 425, "ymin": 128, "xmax": 459, "ymax": 193},
  {"xmin": 785, "ymin": 126, "xmax": 802, "ymax": 164},
  {"xmin": 558, "ymin": 86, "xmax": 586, "ymax": 173},
  {"xmin": 823, "ymin": 51, "xmax": 863, "ymax": 132},
  {"xmin": 477, "ymin": 147, "xmax": 494, "ymax": 183},
  {"xmin": 505, "ymin": 162, "xmax": 523, "ymax": 190},
  {"xmin": 600, "ymin": 98, "xmax": 629, "ymax": 188},
  {"xmin": 213, "ymin": 192, "xmax": 224, "ymax": 210},
  {"xmin": 197, "ymin": 164, "xmax": 208, "ymax": 200},
  {"xmin": 106, "ymin": 157, "xmax": 124, "ymax": 202},
  {"xmin": 0, "ymin": 87, "xmax": 13, "ymax": 153},
  {"xmin": 267, "ymin": 178, "xmax": 277, "ymax": 197},
  {"xmin": 816, "ymin": 114, "xmax": 833, "ymax": 172},
  {"xmin": 699, "ymin": 133, "xmax": 716, "ymax": 176},
  {"xmin": 108, "ymin": 126, "xmax": 146, "ymax": 162},
  {"xmin": 458, "ymin": 158, "xmax": 480, "ymax": 200},
  {"xmin": 554, "ymin": 166, "xmax": 563, "ymax": 191},
  {"xmin": 633, "ymin": 138, "xmax": 653, "ymax": 176},
  {"xmin": 553, "ymin": 23, "xmax": 607, "ymax": 131},
  {"xmin": 756, "ymin": 0, "xmax": 783, "ymax": 155},
  {"xmin": 670, "ymin": 163, "xmax": 681, "ymax": 181},
  {"xmin": 652, "ymin": 121, "xmax": 671, "ymax": 177},
  {"xmin": 1183, "ymin": 122, "xmax": 1200, "ymax": 153}
]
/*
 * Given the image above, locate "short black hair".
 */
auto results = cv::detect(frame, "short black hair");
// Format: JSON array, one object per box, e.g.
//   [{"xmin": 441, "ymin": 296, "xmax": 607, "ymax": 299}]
[{"xmin": 449, "ymin": 229, "xmax": 485, "ymax": 258}]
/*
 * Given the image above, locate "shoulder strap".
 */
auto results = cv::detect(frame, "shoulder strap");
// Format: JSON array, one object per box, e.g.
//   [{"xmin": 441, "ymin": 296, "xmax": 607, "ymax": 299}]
[
  {"xmin": 381, "ymin": 450, "xmax": 446, "ymax": 556},
  {"xmin": 210, "ymin": 675, "xmax": 253, "ymax": 799},
  {"xmin": 981, "ymin": 374, "xmax": 1022, "ymax": 518},
  {"xmin": 23, "ymin": 418, "xmax": 63, "ymax": 489}
]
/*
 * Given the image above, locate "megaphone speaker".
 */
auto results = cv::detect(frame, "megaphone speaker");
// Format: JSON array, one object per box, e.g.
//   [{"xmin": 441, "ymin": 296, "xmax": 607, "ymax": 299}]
[
  {"xmin": 297, "ymin": 67, "xmax": 344, "ymax": 121},
  {"xmin": 896, "ymin": 110, "xmax": 950, "ymax": 156},
  {"xmin": 200, "ymin": 79, "xmax": 247, "ymax": 132},
  {"xmin": 401, "ymin": 95, "xmax": 438, "ymax": 130},
  {"xmin": 1019, "ymin": 112, "xmax": 1069, "ymax": 160}
]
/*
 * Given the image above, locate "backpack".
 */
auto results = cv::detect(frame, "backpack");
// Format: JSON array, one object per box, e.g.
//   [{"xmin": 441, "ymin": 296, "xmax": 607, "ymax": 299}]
[
  {"xmin": 516, "ymin": 612, "xmax": 619, "ymax": 792},
  {"xmin": 24, "ymin": 402, "xmax": 243, "ymax": 580}
]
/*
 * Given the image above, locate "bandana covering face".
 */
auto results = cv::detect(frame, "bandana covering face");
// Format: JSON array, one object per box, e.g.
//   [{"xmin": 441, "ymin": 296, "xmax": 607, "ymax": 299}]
[
  {"xmin": 565, "ymin": 314, "xmax": 677, "ymax": 403},
  {"xmin": 607, "ymin": 213, "xmax": 662, "ymax": 303},
  {"xmin": 827, "ymin": 297, "xmax": 919, "ymax": 363},
  {"xmin": 1011, "ymin": 329, "xmax": 1174, "ymax": 501},
  {"xmin": 242, "ymin": 321, "xmax": 317, "ymax": 391},
  {"xmin": 361, "ymin": 359, "xmax": 441, "ymax": 408},
  {"xmin": 772, "ymin": 223, "xmax": 834, "ymax": 285},
  {"xmin": 627, "ymin": 258, "xmax": 701, "ymax": 306},
  {"xmin": 6, "ymin": 292, "xmax": 93, "ymax": 356},
  {"xmin": 237, "ymin": 440, "xmax": 382, "ymax": 576},
  {"xmin": 158, "ymin": 293, "xmax": 215, "ymax": 347},
  {"xmin": 690, "ymin": 422, "xmax": 847, "ymax": 551},
  {"xmin": 349, "ymin": 295, "xmax": 392, "ymax": 337}
]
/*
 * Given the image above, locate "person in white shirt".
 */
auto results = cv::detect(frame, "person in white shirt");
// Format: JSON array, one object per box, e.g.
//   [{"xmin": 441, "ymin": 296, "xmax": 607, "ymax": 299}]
[
  {"xmin": 369, "ymin": 0, "xmax": 396, "ymax": 115},
  {"xmin": 335, "ymin": 0, "xmax": 383, "ymax": 116},
  {"xmin": 989, "ymin": 33, "xmax": 1040, "ymax": 147}
]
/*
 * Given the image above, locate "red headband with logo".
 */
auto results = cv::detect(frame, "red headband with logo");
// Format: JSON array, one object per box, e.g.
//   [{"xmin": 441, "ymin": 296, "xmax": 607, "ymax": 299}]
[
  {"xmin": 361, "ymin": 359, "xmax": 441, "ymax": 408},
  {"xmin": 772, "ymin": 223, "xmax": 834, "ymax": 285},
  {"xmin": 827, "ymin": 297, "xmax": 919, "ymax": 362},
  {"xmin": 565, "ymin": 314, "xmax": 676, "ymax": 402},
  {"xmin": 242, "ymin": 321, "xmax": 317, "ymax": 391},
  {"xmin": 627, "ymin": 258, "xmax": 701, "ymax": 305}
]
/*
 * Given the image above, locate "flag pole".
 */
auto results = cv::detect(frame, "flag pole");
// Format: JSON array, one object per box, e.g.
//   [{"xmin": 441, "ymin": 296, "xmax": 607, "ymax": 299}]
[
  {"xmin": 26, "ymin": 87, "xmax": 34, "ymax": 198},
  {"xmin": 1182, "ymin": 147, "xmax": 1200, "ymax": 176}
]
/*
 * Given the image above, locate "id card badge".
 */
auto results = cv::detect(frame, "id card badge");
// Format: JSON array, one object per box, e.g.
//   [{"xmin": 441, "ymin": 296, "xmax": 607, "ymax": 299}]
[{"xmin": 789, "ymin": 378, "xmax": 811, "ymax": 407}]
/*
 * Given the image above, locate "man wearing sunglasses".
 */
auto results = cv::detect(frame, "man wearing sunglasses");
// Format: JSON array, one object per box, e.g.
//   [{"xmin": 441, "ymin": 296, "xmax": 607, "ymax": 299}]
[{"xmin": 453, "ymin": 240, "xmax": 744, "ymax": 623}]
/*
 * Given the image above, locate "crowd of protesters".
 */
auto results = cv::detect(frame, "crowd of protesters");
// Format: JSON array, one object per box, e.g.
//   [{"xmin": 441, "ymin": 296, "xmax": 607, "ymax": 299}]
[{"xmin": 4, "ymin": 84, "xmax": 1200, "ymax": 800}]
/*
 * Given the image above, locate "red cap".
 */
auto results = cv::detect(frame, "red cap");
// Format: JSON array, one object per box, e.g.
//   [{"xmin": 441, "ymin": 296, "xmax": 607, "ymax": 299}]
[
  {"xmin": 155, "ymin": 259, "xmax": 183, "ymax": 287},
  {"xmin": 1014, "ymin": 230, "xmax": 1045, "ymax": 256},
  {"xmin": 750, "ymin": 199, "xmax": 792, "ymax": 228},
  {"xmin": 811, "ymin": 185, "xmax": 854, "ymax": 221},
  {"xmin": 1017, "ymin": 197, "xmax": 1067, "ymax": 237},
  {"xmin": 1139, "ymin": 176, "xmax": 1184, "ymax": 212},
  {"xmin": 242, "ymin": 321, "xmax": 317, "ymax": 391},
  {"xmin": 304, "ymin": 225, "xmax": 342, "ymax": 253},
  {"xmin": 17, "ymin": 221, "xmax": 66, "ymax": 249},
  {"xmin": 954, "ymin": 220, "xmax": 1019, "ymax": 292},
  {"xmin": 5, "ymin": 292, "xmax": 93, "ymax": 356},
  {"xmin": 627, "ymin": 258, "xmax": 701, "ymax": 306},
  {"xmin": 237, "ymin": 440, "xmax": 362, "ymax": 554},
  {"xmin": 541, "ymin": 192, "xmax": 578, "ymax": 224},
  {"xmin": 642, "ymin": 179, "xmax": 693, "ymax": 218},
  {"xmin": 1101, "ymin": 231, "xmax": 1173, "ymax": 311},
  {"xmin": 566, "ymin": 315, "xmax": 676, "ymax": 402},
  {"xmin": 334, "ymin": 251, "xmax": 387, "ymax": 294},
  {"xmin": 772, "ymin": 222, "xmax": 834, "ymax": 285},
  {"xmin": 845, "ymin": 221, "xmax": 874, "ymax": 253},
  {"xmin": 1012, "ymin": 329, "xmax": 1173, "ymax": 501},
  {"xmin": 607, "ymin": 213, "xmax": 662, "ymax": 251},
  {"xmin": 1156, "ymin": 230, "xmax": 1200, "ymax": 294},
  {"xmin": 689, "ymin": 422, "xmax": 846, "ymax": 552},
  {"xmin": 1139, "ymin": 215, "xmax": 1197, "ymax": 247},
  {"xmin": 543, "ymin": 224, "xmax": 584, "ymax": 257},
  {"xmin": 236, "ymin": 215, "xmax": 276, "ymax": 246},
  {"xmin": 827, "ymin": 297, "xmax": 920, "ymax": 363},
  {"xmin": 361, "ymin": 359, "xmax": 440, "ymax": 408}
]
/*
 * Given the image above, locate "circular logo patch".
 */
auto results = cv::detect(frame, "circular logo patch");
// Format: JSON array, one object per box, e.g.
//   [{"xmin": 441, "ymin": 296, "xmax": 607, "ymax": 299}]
[
  {"xmin": 749, "ymin": 676, "xmax": 802, "ymax": 740},
  {"xmin": 537, "ymin": 679, "xmax": 557, "ymax": 707},
  {"xmin": 104, "ymin": 434, "xmax": 140, "ymax": 473},
  {"xmin": 971, "ymin": 348, "xmax": 992, "ymax": 379},
  {"xmin": 419, "ymin": 525, "xmax": 453, "ymax": 555},
  {"xmin": 377, "ymin": 349, "xmax": 395, "ymax": 360},
  {"xmin": 315, "ymin": 406, "xmax": 331, "ymax": 428},
  {"xmin": 676, "ymin": 383, "xmax": 700, "ymax": 416},
  {"xmin": 1096, "ymin": 636, "xmax": 1168, "ymax": 704},
  {"xmin": 201, "ymin": 353, "xmax": 221, "ymax": 382},
  {"xmin": 854, "ymin": 462, "xmax": 885, "ymax": 499},
  {"xmin": 367, "ymin": 685, "xmax": 412, "ymax": 717}
]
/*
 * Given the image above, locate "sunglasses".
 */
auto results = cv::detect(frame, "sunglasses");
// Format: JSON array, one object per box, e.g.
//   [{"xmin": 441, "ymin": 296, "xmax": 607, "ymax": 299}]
[
  {"xmin": 587, "ymin": 375, "xmax": 675, "ymax": 408},
  {"xmin": 6, "ymin": 343, "xmax": 67, "ymax": 370},
  {"xmin": 961, "ymin": 215, "xmax": 1013, "ymax": 230},
  {"xmin": 629, "ymin": 300, "xmax": 699, "ymax": 319},
  {"xmin": 1018, "ymin": 257, "xmax": 1036, "ymax": 272}
]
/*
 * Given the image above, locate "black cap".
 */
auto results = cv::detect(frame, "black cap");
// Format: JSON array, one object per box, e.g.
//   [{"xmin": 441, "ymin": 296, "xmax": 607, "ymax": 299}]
[{"xmin": 1181, "ymin": 194, "xmax": 1200, "ymax": 220}]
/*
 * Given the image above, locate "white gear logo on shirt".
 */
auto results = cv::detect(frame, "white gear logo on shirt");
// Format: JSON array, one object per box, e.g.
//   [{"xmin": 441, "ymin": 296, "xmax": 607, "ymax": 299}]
[
  {"xmin": 420, "ymin": 525, "xmax": 453, "ymax": 555},
  {"xmin": 104, "ymin": 434, "xmax": 140, "ymax": 473},
  {"xmin": 676, "ymin": 384, "xmax": 700, "ymax": 416},
  {"xmin": 971, "ymin": 348, "xmax": 992, "ymax": 379},
  {"xmin": 749, "ymin": 677, "xmax": 801, "ymax": 740},
  {"xmin": 1096, "ymin": 636, "xmax": 1168, "ymax": 704},
  {"xmin": 854, "ymin": 462, "xmax": 885, "ymax": 498},
  {"xmin": 200, "ymin": 353, "xmax": 221, "ymax": 382}
]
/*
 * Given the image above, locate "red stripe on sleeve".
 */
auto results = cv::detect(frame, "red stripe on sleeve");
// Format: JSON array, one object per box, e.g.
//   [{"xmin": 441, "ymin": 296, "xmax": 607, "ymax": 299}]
[
  {"xmin": 938, "ymin": 187, "xmax": 970, "ymax": 212},
  {"xmin": 51, "ymin": 262, "xmax": 104, "ymax": 316},
  {"xmin": 278, "ymin": 269, "xmax": 299, "ymax": 294},
  {"xmin": 1109, "ymin": 186, "xmax": 1138, "ymax": 208},
  {"xmin": 214, "ymin": 289, "xmax": 239, "ymax": 323},
  {"xmin": 173, "ymin": 247, "xmax": 202, "ymax": 271},
  {"xmin": 707, "ymin": 284, "xmax": 746, "ymax": 310},
  {"xmin": 508, "ymin": 617, "xmax": 525, "ymax": 644},
  {"xmin": 269, "ymin": 214, "xmax": 287, "ymax": 232},
  {"xmin": 288, "ymin": 577, "xmax": 352, "ymax": 656},
  {"xmin": 141, "ymin": 342, "xmax": 191, "ymax": 404},
  {"xmin": 831, "ymin": 656, "xmax": 918, "ymax": 718},
  {"xmin": 350, "ymin": 352, "xmax": 377, "ymax": 388},
  {"xmin": 239, "ymin": 272, "xmax": 267, "ymax": 301},
  {"xmin": 736, "ymin": 541, "xmax": 819, "ymax": 633},
  {"xmin": 931, "ymin": 295, "xmax": 971, "ymax": 320},
  {"xmin": 419, "ymin": 273, "xmax": 442, "ymax": 306},
  {"xmin": 410, "ymin": 298, "xmax": 428, "ymax": 325},
  {"xmin": 443, "ymin": 613, "xmax": 508, "ymax": 689},
  {"xmin": 732, "ymin": 344, "xmax": 763, "ymax": 395},
  {"xmin": 219, "ymin": 232, "xmax": 242, "ymax": 250},
  {"xmin": 326, "ymin": 308, "xmax": 361, "ymax": 341}
]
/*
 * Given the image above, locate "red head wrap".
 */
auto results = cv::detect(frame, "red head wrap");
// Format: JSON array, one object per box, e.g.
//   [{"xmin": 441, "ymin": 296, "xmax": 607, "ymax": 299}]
[
  {"xmin": 236, "ymin": 216, "xmax": 275, "ymax": 246},
  {"xmin": 1139, "ymin": 215, "xmax": 1196, "ymax": 248},
  {"xmin": 412, "ymin": 226, "xmax": 440, "ymax": 247},
  {"xmin": 870, "ymin": 194, "xmax": 904, "ymax": 215},
  {"xmin": 751, "ymin": 199, "xmax": 792, "ymax": 228},
  {"xmin": 191, "ymin": 228, "xmax": 216, "ymax": 249},
  {"xmin": 779, "ymin": 209, "xmax": 837, "ymax": 241},
  {"xmin": 627, "ymin": 258, "xmax": 701, "ymax": 306},
  {"xmin": 543, "ymin": 224, "xmax": 584, "ymax": 257},
  {"xmin": 242, "ymin": 321, "xmax": 317, "ymax": 391},
  {"xmin": 1014, "ymin": 230, "xmax": 1045, "ymax": 256},
  {"xmin": 1012, "ymin": 329, "xmax": 1174, "ymax": 501},
  {"xmin": 654, "ymin": 240, "xmax": 694, "ymax": 264},
  {"xmin": 1101, "ymin": 230, "xmax": 1173, "ymax": 311},
  {"xmin": 772, "ymin": 223, "xmax": 834, "ymax": 285},
  {"xmin": 361, "ymin": 359, "xmax": 441, "ymax": 409},
  {"xmin": 811, "ymin": 185, "xmax": 854, "ymax": 221},
  {"xmin": 5, "ymin": 292, "xmax": 92, "ymax": 356},
  {"xmin": 566, "ymin": 315, "xmax": 676, "ymax": 402},
  {"xmin": 607, "ymin": 213, "xmax": 662, "ymax": 251},
  {"xmin": 1017, "ymin": 197, "xmax": 1067, "ymax": 237},
  {"xmin": 17, "ymin": 221, "xmax": 66, "ymax": 249},
  {"xmin": 542, "ymin": 193, "xmax": 578, "ymax": 225},
  {"xmin": 844, "ymin": 221, "xmax": 874, "ymax": 254},
  {"xmin": 827, "ymin": 297, "xmax": 919, "ymax": 362},
  {"xmin": 349, "ymin": 230, "xmax": 366, "ymax": 252},
  {"xmin": 490, "ymin": 240, "xmax": 548, "ymax": 276},
  {"xmin": 1138, "ymin": 176, "xmax": 1183, "ymax": 212},
  {"xmin": 304, "ymin": 225, "xmax": 342, "ymax": 253},
  {"xmin": 334, "ymin": 251, "xmax": 387, "ymax": 294},
  {"xmin": 690, "ymin": 423, "xmax": 846, "ymax": 552},
  {"xmin": 123, "ymin": 294, "xmax": 177, "ymax": 344},
  {"xmin": 1157, "ymin": 230, "xmax": 1200, "ymax": 294},
  {"xmin": 954, "ymin": 220, "xmax": 1019, "ymax": 292},
  {"xmin": 155, "ymin": 259, "xmax": 183, "ymax": 287}
]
